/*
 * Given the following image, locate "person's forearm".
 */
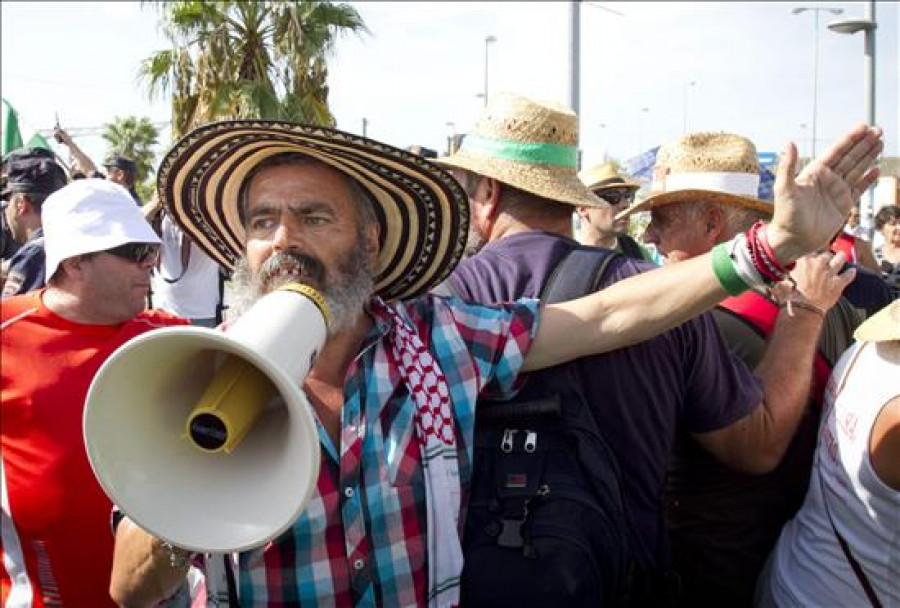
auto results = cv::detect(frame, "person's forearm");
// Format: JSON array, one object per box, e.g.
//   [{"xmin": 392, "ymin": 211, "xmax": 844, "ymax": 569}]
[
  {"xmin": 110, "ymin": 518, "xmax": 191, "ymax": 608},
  {"xmin": 524, "ymin": 252, "xmax": 725, "ymax": 371},
  {"xmin": 64, "ymin": 138, "xmax": 99, "ymax": 176},
  {"xmin": 742, "ymin": 307, "xmax": 824, "ymax": 469}
]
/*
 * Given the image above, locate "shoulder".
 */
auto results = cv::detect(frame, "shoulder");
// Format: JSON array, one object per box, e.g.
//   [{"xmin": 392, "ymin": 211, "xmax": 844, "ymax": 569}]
[
  {"xmin": 132, "ymin": 309, "xmax": 191, "ymax": 330},
  {"xmin": 1, "ymin": 292, "xmax": 41, "ymax": 325}
]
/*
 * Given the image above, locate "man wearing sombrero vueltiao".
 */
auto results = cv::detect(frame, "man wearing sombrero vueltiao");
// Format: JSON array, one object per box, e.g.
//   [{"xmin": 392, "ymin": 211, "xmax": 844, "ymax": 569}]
[{"xmin": 110, "ymin": 116, "xmax": 881, "ymax": 607}]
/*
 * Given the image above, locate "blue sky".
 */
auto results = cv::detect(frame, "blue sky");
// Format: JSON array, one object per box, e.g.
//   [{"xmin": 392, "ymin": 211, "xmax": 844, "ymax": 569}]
[{"xmin": 2, "ymin": 1, "xmax": 897, "ymax": 171}]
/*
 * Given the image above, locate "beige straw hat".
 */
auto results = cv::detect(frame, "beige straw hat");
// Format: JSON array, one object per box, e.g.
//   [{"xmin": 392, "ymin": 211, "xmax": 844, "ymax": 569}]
[
  {"xmin": 854, "ymin": 300, "xmax": 900, "ymax": 342},
  {"xmin": 434, "ymin": 92, "xmax": 605, "ymax": 208},
  {"xmin": 616, "ymin": 132, "xmax": 773, "ymax": 219},
  {"xmin": 578, "ymin": 161, "xmax": 640, "ymax": 194},
  {"xmin": 157, "ymin": 120, "xmax": 469, "ymax": 301}
]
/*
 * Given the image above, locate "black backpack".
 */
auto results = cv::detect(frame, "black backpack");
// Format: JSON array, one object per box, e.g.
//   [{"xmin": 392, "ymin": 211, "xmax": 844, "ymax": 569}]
[{"xmin": 458, "ymin": 247, "xmax": 632, "ymax": 608}]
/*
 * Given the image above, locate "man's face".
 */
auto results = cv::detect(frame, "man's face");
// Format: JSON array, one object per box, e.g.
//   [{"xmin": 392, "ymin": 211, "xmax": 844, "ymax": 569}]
[
  {"xmin": 589, "ymin": 188, "xmax": 634, "ymax": 236},
  {"xmin": 847, "ymin": 207, "xmax": 860, "ymax": 228},
  {"xmin": 238, "ymin": 162, "xmax": 378, "ymax": 332},
  {"xmin": 4, "ymin": 194, "xmax": 34, "ymax": 243},
  {"xmin": 106, "ymin": 167, "xmax": 127, "ymax": 186},
  {"xmin": 78, "ymin": 245, "xmax": 158, "ymax": 322},
  {"xmin": 642, "ymin": 201, "xmax": 711, "ymax": 263}
]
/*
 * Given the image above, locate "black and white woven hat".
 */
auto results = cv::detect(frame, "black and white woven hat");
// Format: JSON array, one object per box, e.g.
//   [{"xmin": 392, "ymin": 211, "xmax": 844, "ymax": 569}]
[{"xmin": 157, "ymin": 120, "xmax": 469, "ymax": 301}]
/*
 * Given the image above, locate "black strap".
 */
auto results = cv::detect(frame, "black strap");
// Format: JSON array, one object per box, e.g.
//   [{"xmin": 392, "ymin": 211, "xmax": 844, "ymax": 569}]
[
  {"xmin": 818, "ymin": 344, "xmax": 883, "ymax": 608},
  {"xmin": 540, "ymin": 247, "xmax": 619, "ymax": 304}
]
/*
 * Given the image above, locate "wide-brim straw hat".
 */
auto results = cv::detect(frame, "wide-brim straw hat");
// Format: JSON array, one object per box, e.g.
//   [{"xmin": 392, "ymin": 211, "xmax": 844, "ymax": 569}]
[
  {"xmin": 854, "ymin": 300, "xmax": 900, "ymax": 342},
  {"xmin": 433, "ymin": 92, "xmax": 605, "ymax": 208},
  {"xmin": 578, "ymin": 161, "xmax": 640, "ymax": 194},
  {"xmin": 157, "ymin": 120, "xmax": 469, "ymax": 301},
  {"xmin": 616, "ymin": 132, "xmax": 773, "ymax": 220}
]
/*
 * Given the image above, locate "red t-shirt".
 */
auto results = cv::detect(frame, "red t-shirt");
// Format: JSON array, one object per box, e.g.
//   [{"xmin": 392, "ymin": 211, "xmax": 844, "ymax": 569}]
[{"xmin": 1, "ymin": 289, "xmax": 187, "ymax": 607}]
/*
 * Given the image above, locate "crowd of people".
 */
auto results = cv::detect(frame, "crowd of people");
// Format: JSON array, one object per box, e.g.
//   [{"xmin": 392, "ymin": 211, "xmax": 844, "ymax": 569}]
[{"xmin": 1, "ymin": 91, "xmax": 897, "ymax": 608}]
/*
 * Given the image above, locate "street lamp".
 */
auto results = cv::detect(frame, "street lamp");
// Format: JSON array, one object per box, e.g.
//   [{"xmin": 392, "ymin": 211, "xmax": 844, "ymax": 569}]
[
  {"xmin": 828, "ymin": 1, "xmax": 877, "ymax": 238},
  {"xmin": 682, "ymin": 80, "xmax": 697, "ymax": 133},
  {"xmin": 482, "ymin": 35, "xmax": 497, "ymax": 107},
  {"xmin": 445, "ymin": 121, "xmax": 457, "ymax": 155},
  {"xmin": 792, "ymin": 6, "xmax": 844, "ymax": 157}
]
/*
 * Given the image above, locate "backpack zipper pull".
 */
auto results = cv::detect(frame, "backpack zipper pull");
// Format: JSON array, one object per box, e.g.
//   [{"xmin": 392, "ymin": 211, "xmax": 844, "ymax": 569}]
[{"xmin": 501, "ymin": 429, "xmax": 517, "ymax": 453}]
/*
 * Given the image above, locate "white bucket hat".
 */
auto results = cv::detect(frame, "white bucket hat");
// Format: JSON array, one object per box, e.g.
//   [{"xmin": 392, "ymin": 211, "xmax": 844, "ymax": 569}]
[{"xmin": 43, "ymin": 179, "xmax": 160, "ymax": 280}]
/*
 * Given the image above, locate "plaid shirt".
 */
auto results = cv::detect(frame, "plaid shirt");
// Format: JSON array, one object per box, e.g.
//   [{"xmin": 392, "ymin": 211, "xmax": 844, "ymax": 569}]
[{"xmin": 237, "ymin": 295, "xmax": 538, "ymax": 607}]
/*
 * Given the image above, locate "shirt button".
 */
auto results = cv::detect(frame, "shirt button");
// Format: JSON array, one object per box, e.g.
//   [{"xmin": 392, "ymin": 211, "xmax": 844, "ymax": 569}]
[
  {"xmin": 344, "ymin": 487, "xmax": 354, "ymax": 498},
  {"xmin": 353, "ymin": 558, "xmax": 365, "ymax": 571}
]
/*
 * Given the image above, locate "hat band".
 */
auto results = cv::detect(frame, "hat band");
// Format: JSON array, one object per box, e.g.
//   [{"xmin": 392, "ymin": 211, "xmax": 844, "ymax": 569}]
[
  {"xmin": 664, "ymin": 171, "xmax": 760, "ymax": 197},
  {"xmin": 460, "ymin": 134, "xmax": 577, "ymax": 168}
]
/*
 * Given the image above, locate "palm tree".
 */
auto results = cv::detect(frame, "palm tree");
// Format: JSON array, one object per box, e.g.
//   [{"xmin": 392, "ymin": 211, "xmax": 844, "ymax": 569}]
[
  {"xmin": 101, "ymin": 116, "xmax": 160, "ymax": 184},
  {"xmin": 140, "ymin": 1, "xmax": 368, "ymax": 139}
]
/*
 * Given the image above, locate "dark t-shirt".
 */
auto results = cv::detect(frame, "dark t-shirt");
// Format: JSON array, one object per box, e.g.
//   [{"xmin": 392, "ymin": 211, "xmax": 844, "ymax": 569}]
[
  {"xmin": 447, "ymin": 230, "xmax": 763, "ymax": 568},
  {"xmin": 843, "ymin": 264, "xmax": 894, "ymax": 317},
  {"xmin": 666, "ymin": 295, "xmax": 861, "ymax": 608},
  {"xmin": 1, "ymin": 228, "xmax": 45, "ymax": 298}
]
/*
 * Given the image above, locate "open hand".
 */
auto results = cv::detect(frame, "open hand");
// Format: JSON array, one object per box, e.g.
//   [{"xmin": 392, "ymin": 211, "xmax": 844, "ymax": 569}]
[{"xmin": 768, "ymin": 124, "xmax": 882, "ymax": 263}]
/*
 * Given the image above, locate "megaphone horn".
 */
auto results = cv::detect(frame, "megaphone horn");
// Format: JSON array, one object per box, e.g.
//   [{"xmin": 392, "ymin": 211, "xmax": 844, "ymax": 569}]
[{"xmin": 84, "ymin": 283, "xmax": 326, "ymax": 554}]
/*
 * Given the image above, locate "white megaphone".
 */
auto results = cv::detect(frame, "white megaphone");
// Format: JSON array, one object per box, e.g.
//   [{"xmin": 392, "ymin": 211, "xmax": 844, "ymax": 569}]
[{"xmin": 84, "ymin": 283, "xmax": 327, "ymax": 553}]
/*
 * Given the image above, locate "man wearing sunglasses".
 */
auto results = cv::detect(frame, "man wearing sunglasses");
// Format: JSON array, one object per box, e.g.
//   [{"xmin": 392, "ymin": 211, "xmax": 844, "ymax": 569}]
[
  {"xmin": 576, "ymin": 161, "xmax": 656, "ymax": 262},
  {"xmin": 1, "ymin": 179, "xmax": 187, "ymax": 607},
  {"xmin": 1, "ymin": 148, "xmax": 69, "ymax": 298}
]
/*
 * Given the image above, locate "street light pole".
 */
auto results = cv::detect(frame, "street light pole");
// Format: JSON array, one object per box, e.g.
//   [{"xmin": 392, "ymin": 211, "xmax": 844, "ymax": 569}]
[
  {"xmin": 792, "ymin": 6, "xmax": 843, "ymax": 158},
  {"xmin": 828, "ymin": 1, "xmax": 878, "ymax": 238},
  {"xmin": 483, "ymin": 35, "xmax": 497, "ymax": 107}
]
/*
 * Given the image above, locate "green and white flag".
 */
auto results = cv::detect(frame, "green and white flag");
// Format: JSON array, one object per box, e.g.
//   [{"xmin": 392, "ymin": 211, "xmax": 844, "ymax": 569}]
[{"xmin": 2, "ymin": 98, "xmax": 25, "ymax": 156}]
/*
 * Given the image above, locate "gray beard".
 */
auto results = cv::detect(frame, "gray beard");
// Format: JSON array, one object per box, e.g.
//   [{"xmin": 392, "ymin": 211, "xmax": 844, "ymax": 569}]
[{"xmin": 228, "ymin": 250, "xmax": 374, "ymax": 336}]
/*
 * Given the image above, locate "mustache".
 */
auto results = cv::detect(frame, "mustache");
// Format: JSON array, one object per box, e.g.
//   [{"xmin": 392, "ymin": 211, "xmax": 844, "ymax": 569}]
[{"xmin": 258, "ymin": 251, "xmax": 327, "ymax": 288}]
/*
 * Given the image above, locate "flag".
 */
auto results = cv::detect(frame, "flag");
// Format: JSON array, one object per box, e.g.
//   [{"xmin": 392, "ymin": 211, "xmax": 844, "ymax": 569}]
[
  {"xmin": 27, "ymin": 132, "xmax": 52, "ymax": 151},
  {"xmin": 2, "ymin": 98, "xmax": 24, "ymax": 156}
]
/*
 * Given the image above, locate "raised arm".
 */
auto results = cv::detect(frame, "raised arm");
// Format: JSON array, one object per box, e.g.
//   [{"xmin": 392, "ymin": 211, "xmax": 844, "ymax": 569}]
[
  {"xmin": 523, "ymin": 124, "xmax": 882, "ymax": 372},
  {"xmin": 54, "ymin": 127, "xmax": 100, "ymax": 177}
]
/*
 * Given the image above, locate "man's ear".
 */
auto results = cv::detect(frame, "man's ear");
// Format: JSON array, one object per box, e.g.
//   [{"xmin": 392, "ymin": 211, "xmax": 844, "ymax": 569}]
[
  {"xmin": 364, "ymin": 220, "xmax": 381, "ymax": 265},
  {"xmin": 473, "ymin": 177, "xmax": 503, "ymax": 225},
  {"xmin": 705, "ymin": 206, "xmax": 727, "ymax": 239}
]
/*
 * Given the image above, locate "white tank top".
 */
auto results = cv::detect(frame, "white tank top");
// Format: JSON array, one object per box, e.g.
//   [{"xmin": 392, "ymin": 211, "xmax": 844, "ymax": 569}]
[{"xmin": 768, "ymin": 340, "xmax": 900, "ymax": 607}]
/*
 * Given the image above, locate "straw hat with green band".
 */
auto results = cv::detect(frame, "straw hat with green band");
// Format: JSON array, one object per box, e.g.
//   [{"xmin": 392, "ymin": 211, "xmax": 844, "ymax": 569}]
[
  {"xmin": 157, "ymin": 119, "xmax": 469, "ymax": 302},
  {"xmin": 434, "ymin": 92, "xmax": 606, "ymax": 209}
]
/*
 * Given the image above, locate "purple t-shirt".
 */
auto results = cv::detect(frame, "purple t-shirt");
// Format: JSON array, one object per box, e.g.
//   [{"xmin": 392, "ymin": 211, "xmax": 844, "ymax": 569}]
[{"xmin": 447, "ymin": 230, "xmax": 763, "ymax": 568}]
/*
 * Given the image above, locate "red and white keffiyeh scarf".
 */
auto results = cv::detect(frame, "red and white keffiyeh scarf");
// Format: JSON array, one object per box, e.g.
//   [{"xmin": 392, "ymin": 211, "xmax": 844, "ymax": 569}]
[{"xmin": 379, "ymin": 303, "xmax": 462, "ymax": 608}]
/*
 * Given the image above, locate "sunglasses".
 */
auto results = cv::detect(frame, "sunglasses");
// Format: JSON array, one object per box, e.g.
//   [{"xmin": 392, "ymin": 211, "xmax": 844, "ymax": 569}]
[
  {"xmin": 104, "ymin": 242, "xmax": 160, "ymax": 264},
  {"xmin": 596, "ymin": 189, "xmax": 635, "ymax": 207}
]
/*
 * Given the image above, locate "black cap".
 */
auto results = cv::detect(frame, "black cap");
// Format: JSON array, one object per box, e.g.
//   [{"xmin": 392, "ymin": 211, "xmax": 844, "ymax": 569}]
[
  {"xmin": 104, "ymin": 155, "xmax": 137, "ymax": 175},
  {"xmin": 1, "ymin": 149, "xmax": 68, "ymax": 201}
]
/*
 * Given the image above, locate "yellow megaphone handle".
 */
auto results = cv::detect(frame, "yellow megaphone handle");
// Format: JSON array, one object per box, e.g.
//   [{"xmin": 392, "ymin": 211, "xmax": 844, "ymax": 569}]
[{"xmin": 185, "ymin": 355, "xmax": 275, "ymax": 453}]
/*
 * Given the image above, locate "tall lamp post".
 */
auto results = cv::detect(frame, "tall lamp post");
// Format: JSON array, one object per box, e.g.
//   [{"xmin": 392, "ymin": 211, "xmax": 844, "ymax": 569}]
[
  {"xmin": 792, "ymin": 6, "xmax": 844, "ymax": 158},
  {"xmin": 828, "ymin": 1, "xmax": 877, "ymax": 238},
  {"xmin": 482, "ymin": 35, "xmax": 497, "ymax": 107},
  {"xmin": 682, "ymin": 80, "xmax": 697, "ymax": 133}
]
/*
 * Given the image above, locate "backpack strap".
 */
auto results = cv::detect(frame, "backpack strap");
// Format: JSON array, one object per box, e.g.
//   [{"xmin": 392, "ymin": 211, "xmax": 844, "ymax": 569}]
[{"xmin": 541, "ymin": 247, "xmax": 620, "ymax": 304}]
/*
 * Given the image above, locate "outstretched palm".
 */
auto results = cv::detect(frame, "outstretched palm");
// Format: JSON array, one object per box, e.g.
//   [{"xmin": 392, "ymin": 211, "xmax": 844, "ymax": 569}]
[{"xmin": 770, "ymin": 124, "xmax": 882, "ymax": 262}]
